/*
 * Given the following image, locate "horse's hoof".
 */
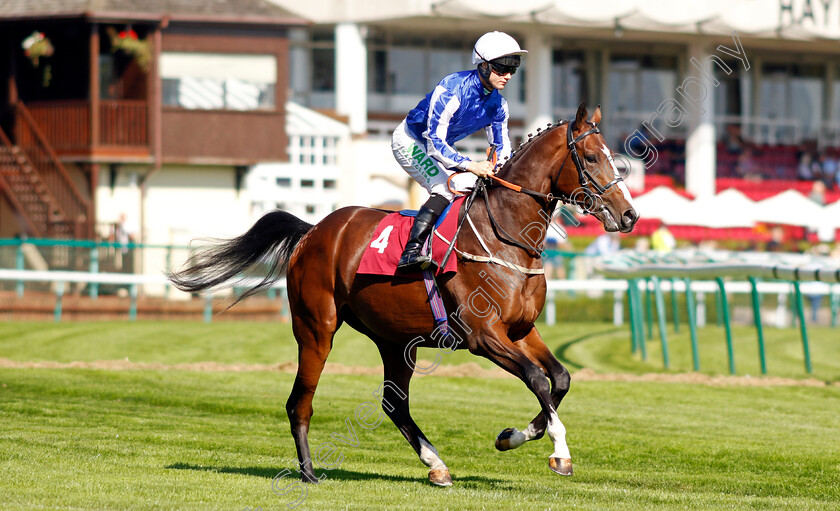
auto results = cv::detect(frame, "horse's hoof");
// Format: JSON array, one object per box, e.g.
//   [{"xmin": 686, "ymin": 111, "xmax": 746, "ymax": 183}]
[
  {"xmin": 495, "ymin": 427, "xmax": 526, "ymax": 451},
  {"xmin": 549, "ymin": 457, "xmax": 573, "ymax": 476},
  {"xmin": 301, "ymin": 473, "xmax": 322, "ymax": 484},
  {"xmin": 495, "ymin": 428, "xmax": 516, "ymax": 451},
  {"xmin": 429, "ymin": 468, "xmax": 453, "ymax": 487}
]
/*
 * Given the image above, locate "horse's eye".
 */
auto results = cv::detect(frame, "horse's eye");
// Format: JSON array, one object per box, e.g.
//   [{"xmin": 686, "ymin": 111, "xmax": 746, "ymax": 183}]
[{"xmin": 585, "ymin": 155, "xmax": 597, "ymax": 164}]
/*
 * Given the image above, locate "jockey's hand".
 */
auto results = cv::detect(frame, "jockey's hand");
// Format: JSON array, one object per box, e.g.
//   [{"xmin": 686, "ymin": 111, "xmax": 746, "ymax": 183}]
[{"xmin": 467, "ymin": 160, "xmax": 495, "ymax": 178}]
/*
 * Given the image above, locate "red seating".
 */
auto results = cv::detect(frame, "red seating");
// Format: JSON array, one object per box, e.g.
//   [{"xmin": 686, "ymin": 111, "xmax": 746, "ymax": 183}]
[{"xmin": 716, "ymin": 177, "xmax": 840, "ymax": 203}]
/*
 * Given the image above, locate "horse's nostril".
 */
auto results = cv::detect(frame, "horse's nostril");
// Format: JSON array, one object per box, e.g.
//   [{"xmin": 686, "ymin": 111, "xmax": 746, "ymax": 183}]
[{"xmin": 622, "ymin": 209, "xmax": 638, "ymax": 226}]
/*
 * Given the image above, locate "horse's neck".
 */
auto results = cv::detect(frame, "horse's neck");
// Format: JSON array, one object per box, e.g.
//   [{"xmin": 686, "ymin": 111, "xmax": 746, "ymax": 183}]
[
  {"xmin": 476, "ymin": 127, "xmax": 567, "ymax": 255},
  {"xmin": 477, "ymin": 176, "xmax": 553, "ymax": 262},
  {"xmin": 485, "ymin": 181, "xmax": 550, "ymax": 232},
  {"xmin": 496, "ymin": 126, "xmax": 566, "ymax": 195}
]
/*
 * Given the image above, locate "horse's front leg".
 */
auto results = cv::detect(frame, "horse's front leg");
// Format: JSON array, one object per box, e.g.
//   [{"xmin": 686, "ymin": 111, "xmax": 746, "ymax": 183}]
[
  {"xmin": 474, "ymin": 329, "xmax": 573, "ymax": 476},
  {"xmin": 490, "ymin": 327, "xmax": 573, "ymax": 475}
]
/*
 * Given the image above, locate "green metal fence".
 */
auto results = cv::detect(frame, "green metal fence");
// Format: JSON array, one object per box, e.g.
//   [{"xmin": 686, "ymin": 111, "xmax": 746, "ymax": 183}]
[{"xmin": 602, "ymin": 250, "xmax": 840, "ymax": 375}]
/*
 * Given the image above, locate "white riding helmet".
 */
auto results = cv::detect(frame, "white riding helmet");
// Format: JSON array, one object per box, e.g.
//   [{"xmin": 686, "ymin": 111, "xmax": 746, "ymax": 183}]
[{"xmin": 471, "ymin": 31, "xmax": 528, "ymax": 66}]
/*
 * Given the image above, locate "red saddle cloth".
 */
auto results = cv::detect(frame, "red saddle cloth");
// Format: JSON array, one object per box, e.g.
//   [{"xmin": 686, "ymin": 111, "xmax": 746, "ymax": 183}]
[{"xmin": 357, "ymin": 197, "xmax": 464, "ymax": 277}]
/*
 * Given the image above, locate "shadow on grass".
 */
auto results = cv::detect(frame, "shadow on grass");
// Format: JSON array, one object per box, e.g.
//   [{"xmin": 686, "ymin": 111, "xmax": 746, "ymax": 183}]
[
  {"xmin": 553, "ymin": 327, "xmax": 622, "ymax": 370},
  {"xmin": 166, "ymin": 463, "xmax": 504, "ymax": 485}
]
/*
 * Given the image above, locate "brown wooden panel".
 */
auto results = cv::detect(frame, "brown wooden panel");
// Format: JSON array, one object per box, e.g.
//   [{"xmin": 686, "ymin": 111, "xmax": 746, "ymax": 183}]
[
  {"xmin": 162, "ymin": 31, "xmax": 288, "ymax": 55},
  {"xmin": 27, "ymin": 100, "xmax": 90, "ymax": 152},
  {"xmin": 161, "ymin": 109, "xmax": 287, "ymax": 164},
  {"xmin": 99, "ymin": 100, "xmax": 148, "ymax": 146}
]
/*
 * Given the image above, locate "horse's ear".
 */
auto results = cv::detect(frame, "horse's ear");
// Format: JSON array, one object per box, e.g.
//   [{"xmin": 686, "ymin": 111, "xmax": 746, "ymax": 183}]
[
  {"xmin": 574, "ymin": 101, "xmax": 587, "ymax": 130},
  {"xmin": 589, "ymin": 104, "xmax": 602, "ymax": 125}
]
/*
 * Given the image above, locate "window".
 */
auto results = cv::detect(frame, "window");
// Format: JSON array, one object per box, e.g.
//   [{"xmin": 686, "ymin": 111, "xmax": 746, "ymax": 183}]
[
  {"xmin": 305, "ymin": 205, "xmax": 316, "ymax": 214},
  {"xmin": 714, "ymin": 61, "xmax": 750, "ymax": 117},
  {"xmin": 609, "ymin": 55, "xmax": 677, "ymax": 113},
  {"xmin": 552, "ymin": 51, "xmax": 587, "ymax": 111},
  {"xmin": 323, "ymin": 179, "xmax": 337, "ymax": 189},
  {"xmin": 161, "ymin": 52, "xmax": 276, "ymax": 110},
  {"xmin": 760, "ymin": 63, "xmax": 823, "ymax": 140},
  {"xmin": 312, "ymin": 48, "xmax": 335, "ymax": 92},
  {"xmin": 276, "ymin": 178, "xmax": 291, "ymax": 187},
  {"xmin": 367, "ymin": 31, "xmax": 507, "ymax": 112},
  {"xmin": 389, "ymin": 47, "xmax": 426, "ymax": 95},
  {"xmin": 607, "ymin": 53, "xmax": 678, "ymax": 145},
  {"xmin": 289, "ymin": 28, "xmax": 335, "ymax": 109},
  {"xmin": 301, "ymin": 179, "xmax": 315, "ymax": 188}
]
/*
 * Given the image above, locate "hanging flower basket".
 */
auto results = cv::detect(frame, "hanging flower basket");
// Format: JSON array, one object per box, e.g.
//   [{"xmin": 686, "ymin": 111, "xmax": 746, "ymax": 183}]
[
  {"xmin": 107, "ymin": 26, "xmax": 152, "ymax": 72},
  {"xmin": 22, "ymin": 31, "xmax": 54, "ymax": 68}
]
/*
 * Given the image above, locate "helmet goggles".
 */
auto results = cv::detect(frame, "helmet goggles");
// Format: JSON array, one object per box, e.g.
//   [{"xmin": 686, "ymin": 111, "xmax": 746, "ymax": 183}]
[{"xmin": 488, "ymin": 55, "xmax": 520, "ymax": 76}]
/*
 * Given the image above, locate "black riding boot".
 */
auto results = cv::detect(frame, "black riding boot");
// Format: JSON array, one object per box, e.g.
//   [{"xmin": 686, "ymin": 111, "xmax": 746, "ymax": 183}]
[{"xmin": 397, "ymin": 205, "xmax": 440, "ymax": 272}]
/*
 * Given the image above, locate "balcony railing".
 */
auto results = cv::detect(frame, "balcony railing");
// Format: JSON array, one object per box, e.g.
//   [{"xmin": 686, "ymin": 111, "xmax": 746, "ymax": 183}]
[{"xmin": 26, "ymin": 100, "xmax": 149, "ymax": 154}]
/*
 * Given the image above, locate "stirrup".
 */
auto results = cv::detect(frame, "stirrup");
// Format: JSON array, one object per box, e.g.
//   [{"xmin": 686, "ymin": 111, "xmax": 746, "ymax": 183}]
[{"xmin": 398, "ymin": 250, "xmax": 436, "ymax": 272}]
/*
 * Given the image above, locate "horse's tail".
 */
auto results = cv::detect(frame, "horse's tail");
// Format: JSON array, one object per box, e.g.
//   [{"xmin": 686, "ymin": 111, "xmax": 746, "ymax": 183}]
[{"xmin": 168, "ymin": 210, "xmax": 313, "ymax": 304}]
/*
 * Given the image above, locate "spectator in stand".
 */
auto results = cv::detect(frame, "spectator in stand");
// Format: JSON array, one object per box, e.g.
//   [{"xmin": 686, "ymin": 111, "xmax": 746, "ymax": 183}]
[
  {"xmin": 765, "ymin": 225, "xmax": 785, "ymax": 252},
  {"xmin": 736, "ymin": 147, "xmax": 761, "ymax": 181},
  {"xmin": 634, "ymin": 237, "xmax": 650, "ymax": 251},
  {"xmin": 578, "ymin": 231, "xmax": 621, "ymax": 281},
  {"xmin": 831, "ymin": 241, "xmax": 840, "ymax": 262},
  {"xmin": 816, "ymin": 151, "xmax": 838, "ymax": 189},
  {"xmin": 797, "ymin": 151, "xmax": 821, "ymax": 181},
  {"xmin": 723, "ymin": 123, "xmax": 747, "ymax": 155},
  {"xmin": 584, "ymin": 231, "xmax": 621, "ymax": 258},
  {"xmin": 808, "ymin": 180, "xmax": 827, "ymax": 206},
  {"xmin": 651, "ymin": 222, "xmax": 676, "ymax": 253}
]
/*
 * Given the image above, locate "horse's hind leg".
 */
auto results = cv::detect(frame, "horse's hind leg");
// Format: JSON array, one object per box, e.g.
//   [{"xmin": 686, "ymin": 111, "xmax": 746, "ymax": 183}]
[
  {"xmin": 286, "ymin": 313, "xmax": 338, "ymax": 483},
  {"xmin": 376, "ymin": 342, "xmax": 453, "ymax": 487},
  {"xmin": 495, "ymin": 327, "xmax": 571, "ymax": 469}
]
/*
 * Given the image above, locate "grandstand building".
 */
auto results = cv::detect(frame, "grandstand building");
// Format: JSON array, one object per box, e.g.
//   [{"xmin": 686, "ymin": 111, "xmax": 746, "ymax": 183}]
[
  {"xmin": 3, "ymin": 0, "xmax": 840, "ymax": 287},
  {"xmin": 271, "ymin": 0, "xmax": 840, "ymax": 213}
]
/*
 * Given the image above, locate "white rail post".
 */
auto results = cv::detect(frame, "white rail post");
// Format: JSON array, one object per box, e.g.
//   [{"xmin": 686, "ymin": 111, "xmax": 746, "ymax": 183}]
[
  {"xmin": 613, "ymin": 290, "xmax": 623, "ymax": 326},
  {"xmin": 546, "ymin": 289, "xmax": 556, "ymax": 326},
  {"xmin": 696, "ymin": 291, "xmax": 706, "ymax": 328},
  {"xmin": 776, "ymin": 292, "xmax": 788, "ymax": 329}
]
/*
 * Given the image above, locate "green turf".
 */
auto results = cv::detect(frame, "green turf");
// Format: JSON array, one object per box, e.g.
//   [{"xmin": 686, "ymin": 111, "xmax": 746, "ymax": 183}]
[
  {"xmin": 1, "ymin": 368, "xmax": 838, "ymax": 510},
  {"xmin": 0, "ymin": 320, "xmax": 838, "ymax": 381}
]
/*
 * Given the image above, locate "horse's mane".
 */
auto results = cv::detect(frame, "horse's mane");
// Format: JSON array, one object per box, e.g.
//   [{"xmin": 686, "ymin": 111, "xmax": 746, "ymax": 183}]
[{"xmin": 497, "ymin": 120, "xmax": 569, "ymax": 175}]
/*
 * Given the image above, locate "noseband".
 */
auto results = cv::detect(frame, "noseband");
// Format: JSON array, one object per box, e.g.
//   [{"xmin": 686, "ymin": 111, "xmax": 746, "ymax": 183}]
[{"xmin": 558, "ymin": 120, "xmax": 625, "ymax": 215}]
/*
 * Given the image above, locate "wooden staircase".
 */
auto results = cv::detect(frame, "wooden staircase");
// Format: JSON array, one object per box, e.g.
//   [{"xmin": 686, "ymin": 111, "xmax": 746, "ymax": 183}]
[{"xmin": 0, "ymin": 101, "xmax": 93, "ymax": 240}]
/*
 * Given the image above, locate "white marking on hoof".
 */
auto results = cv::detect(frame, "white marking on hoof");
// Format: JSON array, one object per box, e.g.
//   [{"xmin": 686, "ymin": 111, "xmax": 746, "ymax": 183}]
[
  {"xmin": 419, "ymin": 438, "xmax": 447, "ymax": 470},
  {"xmin": 547, "ymin": 411, "xmax": 571, "ymax": 459}
]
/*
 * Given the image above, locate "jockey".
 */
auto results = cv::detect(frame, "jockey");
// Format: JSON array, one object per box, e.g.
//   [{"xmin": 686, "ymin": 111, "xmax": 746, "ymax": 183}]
[{"xmin": 392, "ymin": 31, "xmax": 527, "ymax": 272}]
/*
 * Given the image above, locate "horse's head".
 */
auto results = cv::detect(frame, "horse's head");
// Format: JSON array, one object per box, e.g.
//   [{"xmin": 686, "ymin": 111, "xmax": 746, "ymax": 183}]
[{"xmin": 554, "ymin": 103, "xmax": 639, "ymax": 233}]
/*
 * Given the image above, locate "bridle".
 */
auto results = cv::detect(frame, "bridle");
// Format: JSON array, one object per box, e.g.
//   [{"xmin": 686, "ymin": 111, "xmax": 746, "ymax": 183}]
[
  {"xmin": 490, "ymin": 120, "xmax": 625, "ymax": 215},
  {"xmin": 567, "ymin": 121, "xmax": 623, "ymax": 192},
  {"xmin": 558, "ymin": 119, "xmax": 624, "ymax": 214},
  {"xmin": 473, "ymin": 118, "xmax": 626, "ymax": 257}
]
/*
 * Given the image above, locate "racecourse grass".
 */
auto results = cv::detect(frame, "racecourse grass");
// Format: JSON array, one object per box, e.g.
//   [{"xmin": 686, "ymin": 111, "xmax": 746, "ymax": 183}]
[
  {"xmin": 1, "ymin": 369, "xmax": 838, "ymax": 510},
  {"xmin": 0, "ymin": 320, "xmax": 838, "ymax": 381},
  {"xmin": 1, "ymin": 321, "xmax": 839, "ymax": 509}
]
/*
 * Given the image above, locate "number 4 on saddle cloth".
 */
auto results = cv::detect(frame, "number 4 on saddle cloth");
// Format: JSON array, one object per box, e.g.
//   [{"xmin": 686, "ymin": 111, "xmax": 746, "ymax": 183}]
[{"xmin": 357, "ymin": 196, "xmax": 465, "ymax": 278}]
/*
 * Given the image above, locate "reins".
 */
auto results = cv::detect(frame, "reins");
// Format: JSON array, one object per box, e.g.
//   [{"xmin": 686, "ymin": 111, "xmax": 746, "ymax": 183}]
[
  {"xmin": 443, "ymin": 117, "xmax": 623, "ymax": 262},
  {"xmin": 488, "ymin": 174, "xmax": 554, "ymax": 204},
  {"xmin": 477, "ymin": 179, "xmax": 545, "ymax": 258}
]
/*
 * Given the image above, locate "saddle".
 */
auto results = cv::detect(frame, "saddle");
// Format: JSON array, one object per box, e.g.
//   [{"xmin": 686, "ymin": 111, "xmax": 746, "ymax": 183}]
[{"xmin": 357, "ymin": 197, "xmax": 465, "ymax": 277}]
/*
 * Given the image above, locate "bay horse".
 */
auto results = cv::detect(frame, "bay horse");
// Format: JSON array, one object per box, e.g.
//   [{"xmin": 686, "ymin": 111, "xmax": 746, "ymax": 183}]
[{"xmin": 169, "ymin": 103, "xmax": 638, "ymax": 486}]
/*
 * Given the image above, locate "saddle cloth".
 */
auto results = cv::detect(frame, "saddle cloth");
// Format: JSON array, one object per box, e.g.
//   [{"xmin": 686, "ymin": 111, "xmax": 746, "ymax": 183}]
[{"xmin": 357, "ymin": 197, "xmax": 465, "ymax": 277}]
